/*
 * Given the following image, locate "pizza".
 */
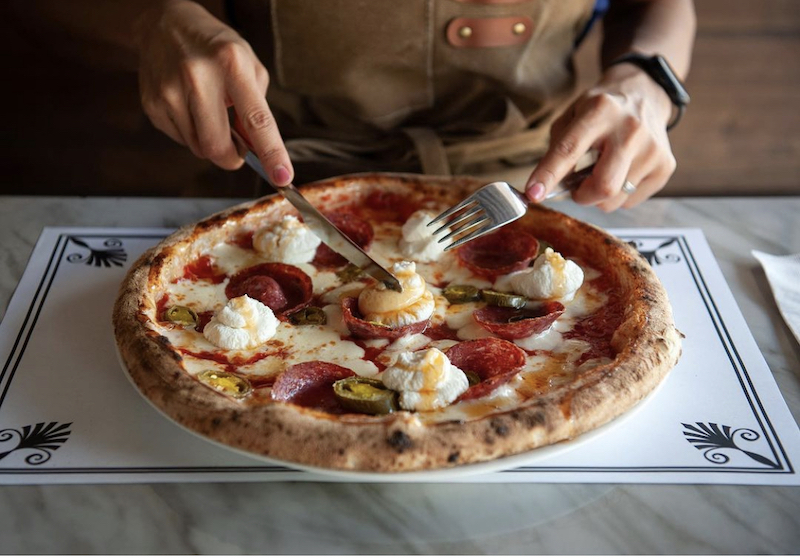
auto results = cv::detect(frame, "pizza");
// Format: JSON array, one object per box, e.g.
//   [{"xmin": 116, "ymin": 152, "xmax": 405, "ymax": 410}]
[{"xmin": 112, "ymin": 173, "xmax": 682, "ymax": 473}]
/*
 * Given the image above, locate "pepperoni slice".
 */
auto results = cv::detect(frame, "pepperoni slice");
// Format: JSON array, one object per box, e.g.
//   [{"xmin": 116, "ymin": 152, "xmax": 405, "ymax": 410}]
[
  {"xmin": 235, "ymin": 275, "xmax": 289, "ymax": 311},
  {"xmin": 473, "ymin": 301, "xmax": 565, "ymax": 341},
  {"xmin": 341, "ymin": 297, "xmax": 429, "ymax": 340},
  {"xmin": 313, "ymin": 212, "xmax": 374, "ymax": 267},
  {"xmin": 363, "ymin": 191, "xmax": 419, "ymax": 223},
  {"xmin": 226, "ymin": 263, "xmax": 313, "ymax": 317},
  {"xmin": 271, "ymin": 361, "xmax": 356, "ymax": 414},
  {"xmin": 456, "ymin": 227, "xmax": 539, "ymax": 279},
  {"xmin": 445, "ymin": 338, "xmax": 526, "ymax": 400}
]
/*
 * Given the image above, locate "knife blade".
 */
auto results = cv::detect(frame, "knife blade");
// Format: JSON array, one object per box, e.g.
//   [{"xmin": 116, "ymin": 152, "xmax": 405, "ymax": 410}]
[{"xmin": 231, "ymin": 128, "xmax": 402, "ymax": 292}]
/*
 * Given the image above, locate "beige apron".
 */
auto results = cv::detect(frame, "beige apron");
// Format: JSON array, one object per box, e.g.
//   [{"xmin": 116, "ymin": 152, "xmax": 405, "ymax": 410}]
[{"xmin": 229, "ymin": 0, "xmax": 595, "ymax": 183}]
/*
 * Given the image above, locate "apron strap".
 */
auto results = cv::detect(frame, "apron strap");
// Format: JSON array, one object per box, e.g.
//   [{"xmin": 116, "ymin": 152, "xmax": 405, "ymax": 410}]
[{"xmin": 401, "ymin": 127, "xmax": 452, "ymax": 175}]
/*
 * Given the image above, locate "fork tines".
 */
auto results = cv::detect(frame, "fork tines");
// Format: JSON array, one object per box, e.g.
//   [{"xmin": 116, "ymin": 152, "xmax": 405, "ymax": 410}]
[
  {"xmin": 427, "ymin": 181, "xmax": 527, "ymax": 251},
  {"xmin": 428, "ymin": 201, "xmax": 491, "ymax": 250}
]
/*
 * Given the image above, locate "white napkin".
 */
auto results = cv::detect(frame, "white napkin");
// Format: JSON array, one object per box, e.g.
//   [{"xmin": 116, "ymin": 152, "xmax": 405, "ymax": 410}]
[{"xmin": 753, "ymin": 250, "xmax": 800, "ymax": 344}]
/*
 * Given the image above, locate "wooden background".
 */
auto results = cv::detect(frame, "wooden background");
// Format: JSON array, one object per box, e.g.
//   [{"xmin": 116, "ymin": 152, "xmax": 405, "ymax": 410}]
[{"xmin": 1, "ymin": 0, "xmax": 798, "ymax": 198}]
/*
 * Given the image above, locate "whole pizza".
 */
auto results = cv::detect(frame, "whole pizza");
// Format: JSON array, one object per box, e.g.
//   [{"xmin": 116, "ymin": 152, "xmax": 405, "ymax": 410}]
[{"xmin": 113, "ymin": 173, "xmax": 682, "ymax": 473}]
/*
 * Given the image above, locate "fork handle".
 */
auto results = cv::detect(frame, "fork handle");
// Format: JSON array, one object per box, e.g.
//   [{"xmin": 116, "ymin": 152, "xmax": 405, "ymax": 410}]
[{"xmin": 545, "ymin": 163, "xmax": 596, "ymax": 200}]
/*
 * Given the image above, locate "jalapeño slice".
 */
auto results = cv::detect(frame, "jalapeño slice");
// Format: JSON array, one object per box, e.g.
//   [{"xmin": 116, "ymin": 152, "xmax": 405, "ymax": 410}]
[
  {"xmin": 333, "ymin": 377, "xmax": 399, "ymax": 415},
  {"xmin": 289, "ymin": 306, "xmax": 328, "ymax": 326},
  {"xmin": 480, "ymin": 289, "xmax": 527, "ymax": 309},
  {"xmin": 164, "ymin": 305, "xmax": 199, "ymax": 326},
  {"xmin": 197, "ymin": 370, "xmax": 252, "ymax": 399},
  {"xmin": 443, "ymin": 285, "xmax": 481, "ymax": 304},
  {"xmin": 336, "ymin": 264, "xmax": 364, "ymax": 283}
]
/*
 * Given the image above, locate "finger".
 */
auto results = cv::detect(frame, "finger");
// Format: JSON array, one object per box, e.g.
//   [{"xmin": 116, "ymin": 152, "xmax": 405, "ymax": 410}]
[
  {"xmin": 227, "ymin": 72, "xmax": 293, "ymax": 186},
  {"xmin": 599, "ymin": 150, "xmax": 664, "ymax": 212},
  {"xmin": 188, "ymin": 86, "xmax": 244, "ymax": 170},
  {"xmin": 615, "ymin": 144, "xmax": 675, "ymax": 209},
  {"xmin": 597, "ymin": 175, "xmax": 645, "ymax": 213},
  {"xmin": 163, "ymin": 91, "xmax": 203, "ymax": 158},
  {"xmin": 144, "ymin": 100, "xmax": 188, "ymax": 147},
  {"xmin": 548, "ymin": 105, "xmax": 574, "ymax": 140},
  {"xmin": 614, "ymin": 173, "xmax": 658, "ymax": 210},
  {"xmin": 525, "ymin": 104, "xmax": 609, "ymax": 202},
  {"xmin": 621, "ymin": 162, "xmax": 673, "ymax": 209},
  {"xmin": 571, "ymin": 144, "xmax": 634, "ymax": 207}
]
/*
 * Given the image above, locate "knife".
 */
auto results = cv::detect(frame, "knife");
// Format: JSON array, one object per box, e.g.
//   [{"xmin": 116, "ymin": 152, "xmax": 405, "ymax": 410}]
[{"xmin": 230, "ymin": 126, "xmax": 402, "ymax": 292}]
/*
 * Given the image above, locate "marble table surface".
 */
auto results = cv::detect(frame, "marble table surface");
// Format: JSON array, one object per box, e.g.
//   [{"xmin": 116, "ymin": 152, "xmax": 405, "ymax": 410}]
[{"xmin": 0, "ymin": 194, "xmax": 798, "ymax": 554}]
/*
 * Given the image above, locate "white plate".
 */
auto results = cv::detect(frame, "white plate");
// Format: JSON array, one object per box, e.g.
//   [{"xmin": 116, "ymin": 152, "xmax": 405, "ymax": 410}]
[{"xmin": 117, "ymin": 346, "xmax": 664, "ymax": 482}]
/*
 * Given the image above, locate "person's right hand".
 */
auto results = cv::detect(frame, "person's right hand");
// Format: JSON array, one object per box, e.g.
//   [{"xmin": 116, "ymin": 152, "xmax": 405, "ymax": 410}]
[{"xmin": 133, "ymin": 0, "xmax": 293, "ymax": 186}]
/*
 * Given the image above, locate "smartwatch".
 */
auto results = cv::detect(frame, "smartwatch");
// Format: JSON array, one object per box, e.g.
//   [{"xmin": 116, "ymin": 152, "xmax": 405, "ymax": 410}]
[{"xmin": 609, "ymin": 53, "xmax": 690, "ymax": 130}]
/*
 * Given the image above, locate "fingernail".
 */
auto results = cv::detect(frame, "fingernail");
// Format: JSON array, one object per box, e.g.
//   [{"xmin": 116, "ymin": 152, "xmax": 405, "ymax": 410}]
[
  {"xmin": 272, "ymin": 165, "xmax": 292, "ymax": 186},
  {"xmin": 525, "ymin": 181, "xmax": 546, "ymax": 202}
]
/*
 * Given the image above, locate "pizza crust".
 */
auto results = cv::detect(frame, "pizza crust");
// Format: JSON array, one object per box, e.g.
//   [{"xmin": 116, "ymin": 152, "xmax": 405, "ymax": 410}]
[{"xmin": 113, "ymin": 173, "xmax": 682, "ymax": 473}]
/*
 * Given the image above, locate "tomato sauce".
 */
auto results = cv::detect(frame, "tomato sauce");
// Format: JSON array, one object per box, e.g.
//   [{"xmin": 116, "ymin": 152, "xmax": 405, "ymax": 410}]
[
  {"xmin": 564, "ymin": 272, "xmax": 624, "ymax": 364},
  {"xmin": 182, "ymin": 255, "xmax": 227, "ymax": 284},
  {"xmin": 231, "ymin": 230, "xmax": 255, "ymax": 250},
  {"xmin": 155, "ymin": 294, "xmax": 170, "ymax": 322},
  {"xmin": 180, "ymin": 348, "xmax": 288, "ymax": 370}
]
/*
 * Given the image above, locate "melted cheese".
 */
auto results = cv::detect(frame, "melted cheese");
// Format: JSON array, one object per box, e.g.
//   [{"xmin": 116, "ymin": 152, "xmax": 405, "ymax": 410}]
[{"xmin": 152, "ymin": 208, "xmax": 612, "ymax": 421}]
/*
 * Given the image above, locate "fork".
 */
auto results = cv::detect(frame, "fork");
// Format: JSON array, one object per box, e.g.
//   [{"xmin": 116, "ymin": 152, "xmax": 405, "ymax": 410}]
[{"xmin": 428, "ymin": 164, "xmax": 595, "ymax": 251}]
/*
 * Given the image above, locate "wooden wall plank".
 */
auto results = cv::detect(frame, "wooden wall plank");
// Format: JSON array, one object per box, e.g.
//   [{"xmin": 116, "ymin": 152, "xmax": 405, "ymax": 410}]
[{"xmin": 695, "ymin": 0, "xmax": 800, "ymax": 32}]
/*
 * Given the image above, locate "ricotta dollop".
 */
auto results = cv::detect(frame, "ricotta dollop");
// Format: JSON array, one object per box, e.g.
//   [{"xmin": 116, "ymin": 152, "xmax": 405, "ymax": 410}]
[
  {"xmin": 382, "ymin": 347, "xmax": 469, "ymax": 411},
  {"xmin": 357, "ymin": 261, "xmax": 435, "ymax": 327},
  {"xmin": 509, "ymin": 248, "xmax": 584, "ymax": 301},
  {"xmin": 203, "ymin": 295, "xmax": 280, "ymax": 350},
  {"xmin": 253, "ymin": 215, "xmax": 321, "ymax": 264},
  {"xmin": 398, "ymin": 210, "xmax": 448, "ymax": 262}
]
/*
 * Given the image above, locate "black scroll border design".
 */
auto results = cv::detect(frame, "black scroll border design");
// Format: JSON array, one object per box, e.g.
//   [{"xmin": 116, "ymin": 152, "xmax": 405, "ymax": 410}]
[
  {"xmin": 0, "ymin": 422, "xmax": 72, "ymax": 466},
  {"xmin": 683, "ymin": 422, "xmax": 780, "ymax": 468},
  {"xmin": 627, "ymin": 237, "xmax": 681, "ymax": 266},
  {"xmin": 66, "ymin": 237, "xmax": 127, "ymax": 267}
]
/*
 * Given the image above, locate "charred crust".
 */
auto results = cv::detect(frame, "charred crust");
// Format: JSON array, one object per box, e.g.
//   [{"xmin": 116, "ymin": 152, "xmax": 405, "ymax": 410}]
[
  {"xmin": 194, "ymin": 218, "xmax": 218, "ymax": 233},
  {"xmin": 155, "ymin": 334, "xmax": 170, "ymax": 346},
  {"xmin": 490, "ymin": 418, "xmax": 509, "ymax": 437},
  {"xmin": 226, "ymin": 207, "xmax": 250, "ymax": 221},
  {"xmin": 211, "ymin": 417, "xmax": 221, "ymax": 428},
  {"xmin": 150, "ymin": 252, "xmax": 166, "ymax": 271},
  {"xmin": 387, "ymin": 430, "xmax": 413, "ymax": 453},
  {"xmin": 153, "ymin": 335, "xmax": 182, "ymax": 363},
  {"xmin": 447, "ymin": 451, "xmax": 460, "ymax": 463},
  {"xmin": 525, "ymin": 411, "xmax": 546, "ymax": 429}
]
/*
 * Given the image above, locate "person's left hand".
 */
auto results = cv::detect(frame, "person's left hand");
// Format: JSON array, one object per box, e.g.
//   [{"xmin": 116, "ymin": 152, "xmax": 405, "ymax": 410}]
[{"xmin": 524, "ymin": 63, "xmax": 677, "ymax": 211}]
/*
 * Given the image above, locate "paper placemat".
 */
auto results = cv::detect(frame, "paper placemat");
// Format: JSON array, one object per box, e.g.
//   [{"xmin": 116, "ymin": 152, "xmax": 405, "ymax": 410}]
[{"xmin": 0, "ymin": 227, "xmax": 798, "ymax": 485}]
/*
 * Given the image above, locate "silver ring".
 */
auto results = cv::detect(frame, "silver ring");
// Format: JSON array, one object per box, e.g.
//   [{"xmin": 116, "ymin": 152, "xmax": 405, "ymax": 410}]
[{"xmin": 621, "ymin": 180, "xmax": 637, "ymax": 195}]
